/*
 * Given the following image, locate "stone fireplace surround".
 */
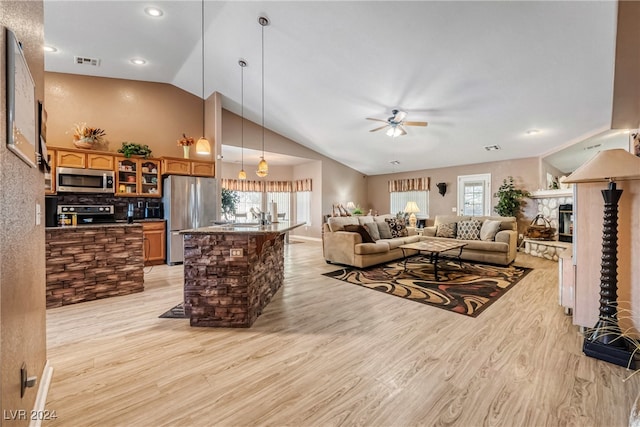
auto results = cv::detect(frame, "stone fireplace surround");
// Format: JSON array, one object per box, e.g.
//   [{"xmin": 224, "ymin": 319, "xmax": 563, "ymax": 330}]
[{"xmin": 523, "ymin": 189, "xmax": 573, "ymax": 261}]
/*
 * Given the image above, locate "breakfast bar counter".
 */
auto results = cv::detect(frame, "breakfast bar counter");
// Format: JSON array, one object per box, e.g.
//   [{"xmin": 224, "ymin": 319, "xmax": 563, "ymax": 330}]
[{"xmin": 180, "ymin": 222, "xmax": 304, "ymax": 327}]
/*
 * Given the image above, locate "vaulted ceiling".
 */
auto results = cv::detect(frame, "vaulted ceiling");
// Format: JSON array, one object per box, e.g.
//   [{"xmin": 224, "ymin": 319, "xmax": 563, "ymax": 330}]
[{"xmin": 44, "ymin": 1, "xmax": 619, "ymax": 175}]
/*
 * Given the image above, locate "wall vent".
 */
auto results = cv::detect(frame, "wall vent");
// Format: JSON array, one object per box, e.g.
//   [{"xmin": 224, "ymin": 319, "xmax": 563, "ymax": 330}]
[
  {"xmin": 484, "ymin": 145, "xmax": 501, "ymax": 151},
  {"xmin": 73, "ymin": 56, "xmax": 101, "ymax": 67}
]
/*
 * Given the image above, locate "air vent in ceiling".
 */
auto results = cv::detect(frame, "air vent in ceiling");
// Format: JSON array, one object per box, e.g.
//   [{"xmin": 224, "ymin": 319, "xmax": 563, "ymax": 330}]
[
  {"xmin": 74, "ymin": 56, "xmax": 101, "ymax": 67},
  {"xmin": 484, "ymin": 145, "xmax": 501, "ymax": 151},
  {"xmin": 584, "ymin": 143, "xmax": 602, "ymax": 151}
]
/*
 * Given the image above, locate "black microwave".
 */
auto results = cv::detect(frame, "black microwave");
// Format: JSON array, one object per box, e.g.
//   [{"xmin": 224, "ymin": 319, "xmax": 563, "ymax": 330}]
[{"xmin": 56, "ymin": 167, "xmax": 115, "ymax": 193}]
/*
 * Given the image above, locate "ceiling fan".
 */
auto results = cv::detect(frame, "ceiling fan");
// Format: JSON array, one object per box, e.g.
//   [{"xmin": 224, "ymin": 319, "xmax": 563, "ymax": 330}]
[{"xmin": 366, "ymin": 109, "xmax": 428, "ymax": 137}]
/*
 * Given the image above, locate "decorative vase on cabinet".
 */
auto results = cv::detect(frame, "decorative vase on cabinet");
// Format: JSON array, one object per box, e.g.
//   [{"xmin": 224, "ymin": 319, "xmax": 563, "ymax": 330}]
[{"xmin": 183, "ymin": 146, "xmax": 190, "ymax": 159}]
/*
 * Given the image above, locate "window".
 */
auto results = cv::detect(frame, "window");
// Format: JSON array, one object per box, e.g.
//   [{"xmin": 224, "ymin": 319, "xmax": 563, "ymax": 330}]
[
  {"xmin": 457, "ymin": 174, "xmax": 491, "ymax": 216},
  {"xmin": 296, "ymin": 191, "xmax": 311, "ymax": 226},
  {"xmin": 236, "ymin": 191, "xmax": 263, "ymax": 220},
  {"xmin": 266, "ymin": 192, "xmax": 291, "ymax": 221},
  {"xmin": 389, "ymin": 190, "xmax": 429, "ymax": 218}
]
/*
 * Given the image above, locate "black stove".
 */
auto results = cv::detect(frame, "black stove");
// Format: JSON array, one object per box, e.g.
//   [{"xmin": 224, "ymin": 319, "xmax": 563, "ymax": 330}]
[{"xmin": 57, "ymin": 205, "xmax": 116, "ymax": 226}]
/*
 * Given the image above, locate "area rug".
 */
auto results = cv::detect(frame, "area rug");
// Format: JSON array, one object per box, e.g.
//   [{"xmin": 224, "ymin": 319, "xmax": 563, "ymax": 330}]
[
  {"xmin": 159, "ymin": 303, "xmax": 188, "ymax": 319},
  {"xmin": 323, "ymin": 256, "xmax": 532, "ymax": 317}
]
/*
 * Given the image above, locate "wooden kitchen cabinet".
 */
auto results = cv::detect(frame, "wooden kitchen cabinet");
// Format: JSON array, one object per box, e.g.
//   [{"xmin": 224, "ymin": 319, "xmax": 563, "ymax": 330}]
[
  {"xmin": 56, "ymin": 149, "xmax": 86, "ymax": 168},
  {"xmin": 45, "ymin": 148, "xmax": 56, "ymax": 194},
  {"xmin": 160, "ymin": 157, "xmax": 215, "ymax": 177},
  {"xmin": 54, "ymin": 147, "xmax": 114, "ymax": 170},
  {"xmin": 142, "ymin": 221, "xmax": 166, "ymax": 265},
  {"xmin": 115, "ymin": 157, "xmax": 161, "ymax": 197}
]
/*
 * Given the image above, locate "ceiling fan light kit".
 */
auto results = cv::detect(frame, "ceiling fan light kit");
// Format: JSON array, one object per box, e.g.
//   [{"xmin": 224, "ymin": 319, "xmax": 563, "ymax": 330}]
[{"xmin": 367, "ymin": 109, "xmax": 427, "ymax": 137}]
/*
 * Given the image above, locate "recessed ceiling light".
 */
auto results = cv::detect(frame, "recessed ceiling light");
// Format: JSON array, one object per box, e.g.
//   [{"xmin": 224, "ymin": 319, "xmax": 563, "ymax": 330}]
[
  {"xmin": 44, "ymin": 45, "xmax": 57, "ymax": 53},
  {"xmin": 130, "ymin": 58, "xmax": 147, "ymax": 65},
  {"xmin": 525, "ymin": 129, "xmax": 540, "ymax": 135},
  {"xmin": 144, "ymin": 7, "xmax": 163, "ymax": 17}
]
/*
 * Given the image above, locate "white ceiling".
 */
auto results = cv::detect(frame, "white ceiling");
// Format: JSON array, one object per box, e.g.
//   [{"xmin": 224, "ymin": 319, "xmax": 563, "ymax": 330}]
[{"xmin": 44, "ymin": 1, "xmax": 619, "ymax": 176}]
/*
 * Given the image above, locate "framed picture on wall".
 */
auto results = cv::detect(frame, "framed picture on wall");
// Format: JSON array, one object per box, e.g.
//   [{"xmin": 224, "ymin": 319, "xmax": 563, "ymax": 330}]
[
  {"xmin": 5, "ymin": 27, "xmax": 37, "ymax": 168},
  {"xmin": 630, "ymin": 131, "xmax": 640, "ymax": 158}
]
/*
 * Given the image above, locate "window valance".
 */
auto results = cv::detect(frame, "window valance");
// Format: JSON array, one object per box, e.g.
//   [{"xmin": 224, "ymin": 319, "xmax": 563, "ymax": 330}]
[
  {"xmin": 388, "ymin": 177, "xmax": 430, "ymax": 192},
  {"xmin": 221, "ymin": 178, "xmax": 312, "ymax": 193}
]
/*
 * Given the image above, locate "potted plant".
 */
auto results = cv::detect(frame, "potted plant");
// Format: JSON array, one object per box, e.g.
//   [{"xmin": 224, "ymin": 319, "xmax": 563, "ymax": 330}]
[
  {"xmin": 72, "ymin": 123, "xmax": 106, "ymax": 149},
  {"xmin": 494, "ymin": 176, "xmax": 530, "ymax": 217},
  {"xmin": 117, "ymin": 142, "xmax": 153, "ymax": 159},
  {"xmin": 221, "ymin": 188, "xmax": 239, "ymax": 220},
  {"xmin": 352, "ymin": 207, "xmax": 364, "ymax": 215}
]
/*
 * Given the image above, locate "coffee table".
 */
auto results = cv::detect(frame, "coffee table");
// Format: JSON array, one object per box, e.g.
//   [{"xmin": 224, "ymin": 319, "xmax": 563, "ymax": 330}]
[{"xmin": 399, "ymin": 239, "xmax": 467, "ymax": 281}]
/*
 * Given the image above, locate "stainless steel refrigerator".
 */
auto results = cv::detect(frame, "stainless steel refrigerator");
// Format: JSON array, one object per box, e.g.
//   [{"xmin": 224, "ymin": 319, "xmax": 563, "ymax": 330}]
[{"xmin": 163, "ymin": 175, "xmax": 218, "ymax": 265}]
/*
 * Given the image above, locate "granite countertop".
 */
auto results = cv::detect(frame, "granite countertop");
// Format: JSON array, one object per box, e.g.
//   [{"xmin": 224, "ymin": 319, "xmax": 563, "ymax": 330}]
[
  {"xmin": 46, "ymin": 222, "xmax": 143, "ymax": 231},
  {"xmin": 180, "ymin": 221, "xmax": 305, "ymax": 235}
]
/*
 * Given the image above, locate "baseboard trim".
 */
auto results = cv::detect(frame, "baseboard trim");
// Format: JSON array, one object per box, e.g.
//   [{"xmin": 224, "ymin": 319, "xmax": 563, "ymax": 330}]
[
  {"xmin": 28, "ymin": 360, "xmax": 54, "ymax": 427},
  {"xmin": 289, "ymin": 235, "xmax": 321, "ymax": 242}
]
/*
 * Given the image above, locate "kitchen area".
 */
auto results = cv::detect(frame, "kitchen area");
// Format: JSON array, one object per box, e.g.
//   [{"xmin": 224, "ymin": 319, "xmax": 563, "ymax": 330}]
[{"xmin": 44, "ymin": 145, "xmax": 217, "ymax": 308}]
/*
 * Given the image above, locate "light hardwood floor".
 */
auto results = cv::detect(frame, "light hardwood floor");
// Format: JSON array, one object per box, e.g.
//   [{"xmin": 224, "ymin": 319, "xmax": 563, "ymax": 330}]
[{"xmin": 45, "ymin": 240, "xmax": 639, "ymax": 426}]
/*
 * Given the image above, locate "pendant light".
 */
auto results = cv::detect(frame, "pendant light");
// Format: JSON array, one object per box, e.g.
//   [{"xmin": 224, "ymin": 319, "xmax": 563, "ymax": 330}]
[
  {"xmin": 238, "ymin": 59, "xmax": 247, "ymax": 180},
  {"xmin": 255, "ymin": 16, "xmax": 270, "ymax": 177},
  {"xmin": 195, "ymin": 0, "xmax": 211, "ymax": 155}
]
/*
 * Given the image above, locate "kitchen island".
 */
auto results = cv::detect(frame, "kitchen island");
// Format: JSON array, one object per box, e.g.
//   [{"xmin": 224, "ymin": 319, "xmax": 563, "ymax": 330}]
[
  {"xmin": 45, "ymin": 223, "xmax": 144, "ymax": 308},
  {"xmin": 181, "ymin": 222, "xmax": 304, "ymax": 327}
]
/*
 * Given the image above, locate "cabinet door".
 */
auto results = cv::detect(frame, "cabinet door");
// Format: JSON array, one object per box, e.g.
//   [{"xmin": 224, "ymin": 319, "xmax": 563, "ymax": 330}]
[
  {"xmin": 57, "ymin": 150, "xmax": 86, "ymax": 168},
  {"xmin": 87, "ymin": 153, "xmax": 114, "ymax": 170},
  {"xmin": 45, "ymin": 149, "xmax": 56, "ymax": 194},
  {"xmin": 191, "ymin": 161, "xmax": 215, "ymax": 177},
  {"xmin": 143, "ymin": 221, "xmax": 166, "ymax": 265},
  {"xmin": 162, "ymin": 158, "xmax": 190, "ymax": 175},
  {"xmin": 116, "ymin": 157, "xmax": 138, "ymax": 196}
]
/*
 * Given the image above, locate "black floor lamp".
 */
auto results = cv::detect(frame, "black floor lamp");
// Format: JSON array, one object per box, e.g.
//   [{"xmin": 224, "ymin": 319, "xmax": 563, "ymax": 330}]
[{"xmin": 564, "ymin": 148, "xmax": 640, "ymax": 368}]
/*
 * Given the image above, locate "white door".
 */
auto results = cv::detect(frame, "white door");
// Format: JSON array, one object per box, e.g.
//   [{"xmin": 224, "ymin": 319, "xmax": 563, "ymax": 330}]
[{"xmin": 457, "ymin": 174, "xmax": 491, "ymax": 216}]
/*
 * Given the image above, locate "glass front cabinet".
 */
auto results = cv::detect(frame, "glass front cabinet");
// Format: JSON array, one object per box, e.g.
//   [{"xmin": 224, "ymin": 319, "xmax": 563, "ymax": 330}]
[{"xmin": 116, "ymin": 157, "xmax": 161, "ymax": 197}]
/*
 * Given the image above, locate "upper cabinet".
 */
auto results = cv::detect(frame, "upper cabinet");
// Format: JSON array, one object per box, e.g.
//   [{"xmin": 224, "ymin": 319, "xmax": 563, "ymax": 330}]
[
  {"xmin": 116, "ymin": 157, "xmax": 161, "ymax": 197},
  {"xmin": 56, "ymin": 149, "xmax": 114, "ymax": 170},
  {"xmin": 161, "ymin": 157, "xmax": 215, "ymax": 177}
]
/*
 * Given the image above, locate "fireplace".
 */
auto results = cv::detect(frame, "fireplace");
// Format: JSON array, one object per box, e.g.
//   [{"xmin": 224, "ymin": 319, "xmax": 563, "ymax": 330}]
[{"xmin": 558, "ymin": 204, "xmax": 573, "ymax": 243}]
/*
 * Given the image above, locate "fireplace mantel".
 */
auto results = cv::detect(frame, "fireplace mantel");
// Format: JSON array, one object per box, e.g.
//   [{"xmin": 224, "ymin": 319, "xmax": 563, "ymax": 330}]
[{"xmin": 530, "ymin": 189, "xmax": 574, "ymax": 198}]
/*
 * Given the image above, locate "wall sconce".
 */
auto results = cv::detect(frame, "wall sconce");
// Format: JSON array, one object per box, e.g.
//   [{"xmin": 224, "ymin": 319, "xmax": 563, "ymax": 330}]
[{"xmin": 436, "ymin": 182, "xmax": 447, "ymax": 197}]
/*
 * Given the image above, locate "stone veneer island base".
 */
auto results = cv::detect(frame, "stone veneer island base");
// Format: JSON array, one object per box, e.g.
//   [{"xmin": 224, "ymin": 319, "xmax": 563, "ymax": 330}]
[
  {"xmin": 45, "ymin": 224, "xmax": 144, "ymax": 308},
  {"xmin": 182, "ymin": 222, "xmax": 304, "ymax": 328}
]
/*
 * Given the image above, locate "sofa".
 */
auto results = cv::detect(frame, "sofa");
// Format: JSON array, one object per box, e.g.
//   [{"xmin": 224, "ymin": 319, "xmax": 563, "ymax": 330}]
[
  {"xmin": 322, "ymin": 214, "xmax": 518, "ymax": 268},
  {"xmin": 422, "ymin": 215, "xmax": 517, "ymax": 266},
  {"xmin": 322, "ymin": 214, "xmax": 422, "ymax": 268}
]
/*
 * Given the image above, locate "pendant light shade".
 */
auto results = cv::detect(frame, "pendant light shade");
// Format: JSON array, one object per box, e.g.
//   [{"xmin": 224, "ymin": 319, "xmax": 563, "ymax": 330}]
[
  {"xmin": 256, "ymin": 16, "xmax": 269, "ymax": 177},
  {"xmin": 238, "ymin": 59, "xmax": 247, "ymax": 180},
  {"xmin": 197, "ymin": 0, "xmax": 211, "ymax": 155}
]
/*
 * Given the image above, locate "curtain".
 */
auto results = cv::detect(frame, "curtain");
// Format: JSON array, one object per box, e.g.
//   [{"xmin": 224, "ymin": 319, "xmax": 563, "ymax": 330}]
[
  {"xmin": 221, "ymin": 179, "xmax": 265, "ymax": 192},
  {"xmin": 264, "ymin": 181, "xmax": 293, "ymax": 192},
  {"xmin": 293, "ymin": 178, "xmax": 312, "ymax": 192},
  {"xmin": 388, "ymin": 177, "xmax": 430, "ymax": 192}
]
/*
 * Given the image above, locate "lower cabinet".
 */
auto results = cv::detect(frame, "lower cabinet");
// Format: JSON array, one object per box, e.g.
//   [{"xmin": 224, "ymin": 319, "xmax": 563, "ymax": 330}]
[{"xmin": 142, "ymin": 221, "xmax": 166, "ymax": 266}]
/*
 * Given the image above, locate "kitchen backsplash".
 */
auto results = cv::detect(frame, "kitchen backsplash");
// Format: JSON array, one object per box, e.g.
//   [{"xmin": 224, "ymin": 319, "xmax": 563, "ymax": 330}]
[{"xmin": 51, "ymin": 193, "xmax": 157, "ymax": 220}]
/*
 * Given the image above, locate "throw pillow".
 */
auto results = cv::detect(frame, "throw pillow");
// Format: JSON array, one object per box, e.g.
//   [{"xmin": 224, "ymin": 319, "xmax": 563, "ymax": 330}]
[
  {"xmin": 436, "ymin": 222, "xmax": 457, "ymax": 238},
  {"xmin": 377, "ymin": 221, "xmax": 393, "ymax": 239},
  {"xmin": 344, "ymin": 224, "xmax": 375, "ymax": 243},
  {"xmin": 385, "ymin": 217, "xmax": 409, "ymax": 238},
  {"xmin": 480, "ymin": 220, "xmax": 501, "ymax": 241},
  {"xmin": 363, "ymin": 222, "xmax": 381, "ymax": 241},
  {"xmin": 457, "ymin": 219, "xmax": 482, "ymax": 240}
]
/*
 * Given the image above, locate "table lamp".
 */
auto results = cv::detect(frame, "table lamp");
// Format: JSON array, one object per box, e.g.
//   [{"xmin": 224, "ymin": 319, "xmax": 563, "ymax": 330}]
[
  {"xmin": 564, "ymin": 148, "xmax": 640, "ymax": 368},
  {"xmin": 404, "ymin": 201, "xmax": 420, "ymax": 228},
  {"xmin": 345, "ymin": 201, "xmax": 356, "ymax": 213}
]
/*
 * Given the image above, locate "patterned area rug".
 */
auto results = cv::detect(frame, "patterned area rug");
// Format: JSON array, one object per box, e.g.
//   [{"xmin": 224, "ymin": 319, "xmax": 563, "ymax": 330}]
[
  {"xmin": 159, "ymin": 303, "xmax": 188, "ymax": 319},
  {"xmin": 323, "ymin": 255, "xmax": 532, "ymax": 317}
]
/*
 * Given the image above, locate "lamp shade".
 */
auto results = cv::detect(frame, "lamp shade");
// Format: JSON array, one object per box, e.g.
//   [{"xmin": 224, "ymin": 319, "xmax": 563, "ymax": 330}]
[
  {"xmin": 346, "ymin": 202, "xmax": 356, "ymax": 210},
  {"xmin": 563, "ymin": 149, "xmax": 640, "ymax": 183},
  {"xmin": 256, "ymin": 157, "xmax": 268, "ymax": 177},
  {"xmin": 404, "ymin": 201, "xmax": 420, "ymax": 214}
]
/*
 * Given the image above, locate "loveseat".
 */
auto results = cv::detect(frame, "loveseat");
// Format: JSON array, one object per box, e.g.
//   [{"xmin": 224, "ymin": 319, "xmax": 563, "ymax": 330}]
[
  {"xmin": 322, "ymin": 214, "xmax": 518, "ymax": 268},
  {"xmin": 422, "ymin": 215, "xmax": 517, "ymax": 265},
  {"xmin": 322, "ymin": 214, "xmax": 422, "ymax": 268}
]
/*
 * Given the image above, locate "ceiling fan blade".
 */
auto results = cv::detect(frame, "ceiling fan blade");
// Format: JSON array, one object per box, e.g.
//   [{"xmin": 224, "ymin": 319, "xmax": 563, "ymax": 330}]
[
  {"xmin": 369, "ymin": 125, "xmax": 389, "ymax": 132},
  {"xmin": 403, "ymin": 121, "xmax": 428, "ymax": 127},
  {"xmin": 398, "ymin": 126, "xmax": 407, "ymax": 136},
  {"xmin": 393, "ymin": 110, "xmax": 408, "ymax": 122},
  {"xmin": 366, "ymin": 118, "xmax": 388, "ymax": 123}
]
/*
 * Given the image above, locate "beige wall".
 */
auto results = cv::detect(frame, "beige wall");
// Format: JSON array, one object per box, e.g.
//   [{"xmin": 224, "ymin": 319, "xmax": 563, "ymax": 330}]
[
  {"xmin": 1, "ymin": 1, "xmax": 47, "ymax": 423},
  {"xmin": 44, "ymin": 72, "xmax": 207, "ymax": 159},
  {"xmin": 367, "ymin": 157, "xmax": 539, "ymax": 227}
]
